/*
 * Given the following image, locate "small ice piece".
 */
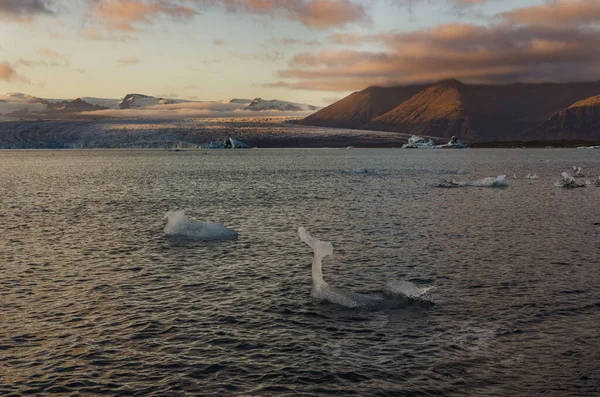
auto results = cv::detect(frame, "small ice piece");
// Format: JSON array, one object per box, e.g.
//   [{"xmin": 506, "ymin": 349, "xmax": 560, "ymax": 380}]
[
  {"xmin": 298, "ymin": 227, "xmax": 433, "ymax": 308},
  {"xmin": 526, "ymin": 173, "xmax": 538, "ymax": 180},
  {"xmin": 164, "ymin": 210, "xmax": 238, "ymax": 240},
  {"xmin": 572, "ymin": 166, "xmax": 585, "ymax": 178},
  {"xmin": 513, "ymin": 174, "xmax": 518, "ymax": 179},
  {"xmin": 554, "ymin": 172, "xmax": 586, "ymax": 188}
]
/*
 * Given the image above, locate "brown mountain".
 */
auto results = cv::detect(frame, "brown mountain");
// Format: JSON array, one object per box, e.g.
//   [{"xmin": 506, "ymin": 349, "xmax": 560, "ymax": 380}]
[
  {"xmin": 302, "ymin": 79, "xmax": 600, "ymax": 142},
  {"xmin": 363, "ymin": 79, "xmax": 473, "ymax": 140},
  {"xmin": 298, "ymin": 84, "xmax": 429, "ymax": 129},
  {"xmin": 526, "ymin": 94, "xmax": 600, "ymax": 141}
]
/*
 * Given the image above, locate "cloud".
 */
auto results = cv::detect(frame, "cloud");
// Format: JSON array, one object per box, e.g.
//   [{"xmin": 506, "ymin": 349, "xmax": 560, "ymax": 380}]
[
  {"xmin": 80, "ymin": 26, "xmax": 135, "ymax": 41},
  {"xmin": 88, "ymin": 0, "xmax": 197, "ymax": 31},
  {"xmin": 0, "ymin": 62, "xmax": 30, "ymax": 83},
  {"xmin": 192, "ymin": 0, "xmax": 369, "ymax": 29},
  {"xmin": 37, "ymin": 47, "xmax": 69, "ymax": 64},
  {"xmin": 273, "ymin": 6, "xmax": 600, "ymax": 92},
  {"xmin": 0, "ymin": 0, "xmax": 54, "ymax": 21},
  {"xmin": 78, "ymin": 101, "xmax": 314, "ymax": 118},
  {"xmin": 499, "ymin": 0, "xmax": 600, "ymax": 26},
  {"xmin": 116, "ymin": 56, "xmax": 140, "ymax": 65}
]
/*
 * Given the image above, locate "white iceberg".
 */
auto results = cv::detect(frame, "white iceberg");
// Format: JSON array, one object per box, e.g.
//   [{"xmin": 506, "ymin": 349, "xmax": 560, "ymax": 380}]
[
  {"xmin": 298, "ymin": 227, "xmax": 433, "ymax": 308},
  {"xmin": 164, "ymin": 211, "xmax": 238, "ymax": 240},
  {"xmin": 402, "ymin": 136, "xmax": 435, "ymax": 149}
]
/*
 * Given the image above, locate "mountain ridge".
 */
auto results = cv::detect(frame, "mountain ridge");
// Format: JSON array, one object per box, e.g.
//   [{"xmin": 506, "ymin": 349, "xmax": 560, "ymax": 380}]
[{"xmin": 301, "ymin": 79, "xmax": 600, "ymax": 142}]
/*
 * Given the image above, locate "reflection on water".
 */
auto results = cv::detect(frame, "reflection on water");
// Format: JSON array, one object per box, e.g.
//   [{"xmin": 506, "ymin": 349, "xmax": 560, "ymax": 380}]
[{"xmin": 1, "ymin": 149, "xmax": 599, "ymax": 396}]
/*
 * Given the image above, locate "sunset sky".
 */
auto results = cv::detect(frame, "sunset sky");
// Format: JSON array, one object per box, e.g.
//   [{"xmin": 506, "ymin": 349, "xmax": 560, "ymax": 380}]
[{"xmin": 1, "ymin": 0, "xmax": 599, "ymax": 106}]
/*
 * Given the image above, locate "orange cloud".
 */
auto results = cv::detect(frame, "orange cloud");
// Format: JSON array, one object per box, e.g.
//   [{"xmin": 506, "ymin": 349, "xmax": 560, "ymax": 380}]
[
  {"xmin": 200, "ymin": 0, "xmax": 369, "ymax": 29},
  {"xmin": 500, "ymin": 0, "xmax": 600, "ymax": 26},
  {"xmin": 89, "ymin": 0, "xmax": 197, "ymax": 31},
  {"xmin": 0, "ymin": 62, "xmax": 30, "ymax": 83}
]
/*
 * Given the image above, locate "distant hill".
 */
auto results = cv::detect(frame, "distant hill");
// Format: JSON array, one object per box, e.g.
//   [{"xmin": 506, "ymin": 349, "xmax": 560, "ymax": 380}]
[{"xmin": 301, "ymin": 79, "xmax": 600, "ymax": 142}]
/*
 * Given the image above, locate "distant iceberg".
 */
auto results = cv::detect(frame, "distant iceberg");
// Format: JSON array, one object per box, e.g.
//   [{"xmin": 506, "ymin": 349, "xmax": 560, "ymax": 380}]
[
  {"xmin": 435, "ymin": 136, "xmax": 468, "ymax": 149},
  {"xmin": 402, "ymin": 136, "xmax": 435, "ymax": 149},
  {"xmin": 438, "ymin": 175, "xmax": 508, "ymax": 188},
  {"xmin": 402, "ymin": 135, "xmax": 468, "ymax": 149},
  {"xmin": 201, "ymin": 137, "xmax": 250, "ymax": 149}
]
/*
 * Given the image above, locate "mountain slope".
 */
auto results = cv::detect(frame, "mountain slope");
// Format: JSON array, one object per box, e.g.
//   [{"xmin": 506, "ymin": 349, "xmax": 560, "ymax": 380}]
[
  {"xmin": 363, "ymin": 79, "xmax": 472, "ymax": 140},
  {"xmin": 299, "ymin": 84, "xmax": 430, "ymax": 129},
  {"xmin": 525, "ymin": 94, "xmax": 600, "ymax": 140}
]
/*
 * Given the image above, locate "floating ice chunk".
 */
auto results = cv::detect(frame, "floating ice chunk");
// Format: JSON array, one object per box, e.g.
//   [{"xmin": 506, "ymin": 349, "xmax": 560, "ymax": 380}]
[
  {"xmin": 572, "ymin": 166, "xmax": 585, "ymax": 178},
  {"xmin": 513, "ymin": 174, "xmax": 518, "ymax": 179},
  {"xmin": 438, "ymin": 175, "xmax": 508, "ymax": 188},
  {"xmin": 343, "ymin": 168, "xmax": 369, "ymax": 174},
  {"xmin": 164, "ymin": 210, "xmax": 238, "ymax": 240},
  {"xmin": 526, "ymin": 173, "xmax": 538, "ymax": 180},
  {"xmin": 298, "ymin": 227, "xmax": 433, "ymax": 308},
  {"xmin": 383, "ymin": 280, "xmax": 435, "ymax": 299},
  {"xmin": 554, "ymin": 172, "xmax": 586, "ymax": 188}
]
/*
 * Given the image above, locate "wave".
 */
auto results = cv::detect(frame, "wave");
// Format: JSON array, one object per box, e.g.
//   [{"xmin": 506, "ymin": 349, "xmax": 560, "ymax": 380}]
[
  {"xmin": 441, "ymin": 169, "xmax": 468, "ymax": 175},
  {"xmin": 343, "ymin": 168, "xmax": 369, "ymax": 174},
  {"xmin": 438, "ymin": 175, "xmax": 508, "ymax": 188},
  {"xmin": 298, "ymin": 227, "xmax": 433, "ymax": 308},
  {"xmin": 164, "ymin": 210, "xmax": 238, "ymax": 240}
]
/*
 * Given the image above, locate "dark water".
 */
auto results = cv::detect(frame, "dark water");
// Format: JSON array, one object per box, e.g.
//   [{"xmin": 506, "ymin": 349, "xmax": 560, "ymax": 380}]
[{"xmin": 1, "ymin": 149, "xmax": 599, "ymax": 396}]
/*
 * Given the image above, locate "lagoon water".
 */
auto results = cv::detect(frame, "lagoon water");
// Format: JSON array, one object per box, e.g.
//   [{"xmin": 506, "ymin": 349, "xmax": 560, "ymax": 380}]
[{"xmin": 1, "ymin": 149, "xmax": 599, "ymax": 396}]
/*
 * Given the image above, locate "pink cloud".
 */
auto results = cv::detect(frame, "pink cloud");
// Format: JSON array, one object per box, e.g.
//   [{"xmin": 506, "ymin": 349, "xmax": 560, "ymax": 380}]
[
  {"xmin": 0, "ymin": 62, "xmax": 30, "ymax": 83},
  {"xmin": 37, "ymin": 48, "xmax": 69, "ymax": 64},
  {"xmin": 199, "ymin": 0, "xmax": 369, "ymax": 29},
  {"xmin": 500, "ymin": 0, "xmax": 600, "ymax": 26},
  {"xmin": 89, "ymin": 0, "xmax": 197, "ymax": 31}
]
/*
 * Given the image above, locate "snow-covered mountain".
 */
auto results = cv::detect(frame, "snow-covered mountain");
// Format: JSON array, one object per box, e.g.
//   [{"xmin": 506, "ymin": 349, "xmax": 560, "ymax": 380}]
[
  {"xmin": 119, "ymin": 94, "xmax": 192, "ymax": 109},
  {"xmin": 0, "ymin": 92, "xmax": 320, "ymax": 120},
  {"xmin": 219, "ymin": 98, "xmax": 252, "ymax": 104},
  {"xmin": 246, "ymin": 98, "xmax": 319, "ymax": 112}
]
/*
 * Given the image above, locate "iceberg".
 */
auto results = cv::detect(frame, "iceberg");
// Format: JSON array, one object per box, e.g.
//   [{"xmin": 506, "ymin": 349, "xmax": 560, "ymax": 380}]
[
  {"xmin": 164, "ymin": 211, "xmax": 238, "ymax": 240},
  {"xmin": 572, "ymin": 166, "xmax": 585, "ymax": 178},
  {"xmin": 402, "ymin": 136, "xmax": 435, "ymax": 149},
  {"xmin": 435, "ymin": 135, "xmax": 468, "ymax": 149},
  {"xmin": 554, "ymin": 172, "xmax": 586, "ymax": 188},
  {"xmin": 298, "ymin": 227, "xmax": 433, "ymax": 308}
]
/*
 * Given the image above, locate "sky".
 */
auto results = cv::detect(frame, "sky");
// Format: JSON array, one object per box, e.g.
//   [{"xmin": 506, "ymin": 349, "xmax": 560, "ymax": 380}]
[{"xmin": 0, "ymin": 0, "xmax": 599, "ymax": 106}]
